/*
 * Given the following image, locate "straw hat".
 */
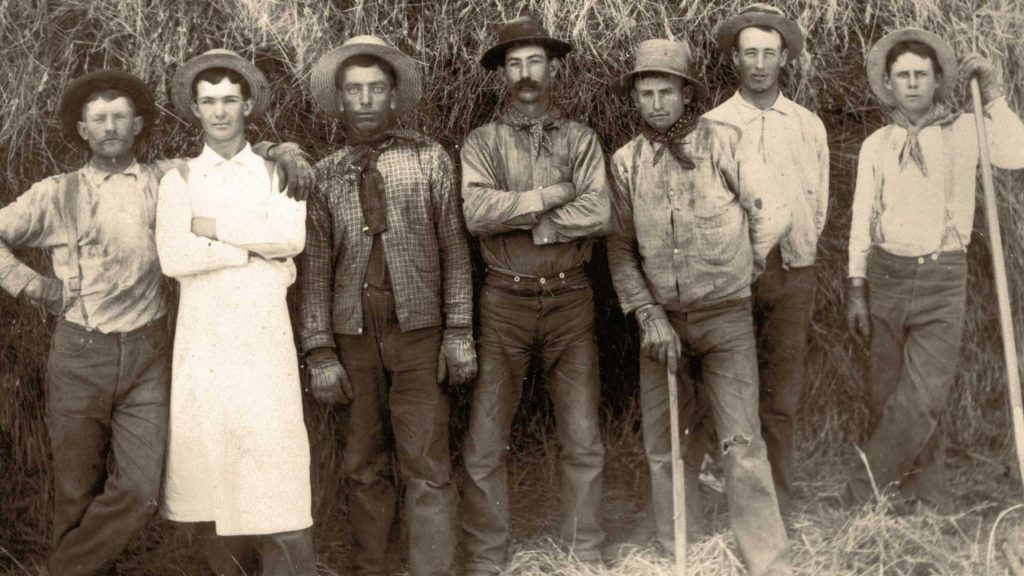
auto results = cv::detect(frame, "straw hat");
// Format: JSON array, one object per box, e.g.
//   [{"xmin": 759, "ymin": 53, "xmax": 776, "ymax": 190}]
[
  {"xmin": 714, "ymin": 4, "xmax": 804, "ymax": 59},
  {"xmin": 480, "ymin": 16, "xmax": 573, "ymax": 71},
  {"xmin": 170, "ymin": 49, "xmax": 270, "ymax": 122},
  {"xmin": 58, "ymin": 69, "xmax": 155, "ymax": 147},
  {"xmin": 614, "ymin": 39, "xmax": 708, "ymax": 98},
  {"xmin": 310, "ymin": 35, "xmax": 423, "ymax": 118},
  {"xmin": 866, "ymin": 28, "xmax": 958, "ymax": 108}
]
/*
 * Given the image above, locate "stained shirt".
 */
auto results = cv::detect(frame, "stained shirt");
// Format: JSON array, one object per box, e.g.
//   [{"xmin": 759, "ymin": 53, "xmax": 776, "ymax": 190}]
[
  {"xmin": 461, "ymin": 117, "xmax": 611, "ymax": 277},
  {"xmin": 607, "ymin": 117, "xmax": 791, "ymax": 314},
  {"xmin": 704, "ymin": 91, "xmax": 829, "ymax": 267},
  {"xmin": 300, "ymin": 134, "xmax": 472, "ymax": 350},
  {"xmin": 0, "ymin": 159, "xmax": 181, "ymax": 333},
  {"xmin": 848, "ymin": 97, "xmax": 1024, "ymax": 278}
]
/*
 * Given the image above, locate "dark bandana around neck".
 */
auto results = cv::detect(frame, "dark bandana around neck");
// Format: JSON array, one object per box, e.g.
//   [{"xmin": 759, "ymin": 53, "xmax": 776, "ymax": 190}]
[
  {"xmin": 640, "ymin": 104, "xmax": 701, "ymax": 169},
  {"xmin": 500, "ymin": 106, "xmax": 563, "ymax": 158},
  {"xmin": 345, "ymin": 124, "xmax": 425, "ymax": 236}
]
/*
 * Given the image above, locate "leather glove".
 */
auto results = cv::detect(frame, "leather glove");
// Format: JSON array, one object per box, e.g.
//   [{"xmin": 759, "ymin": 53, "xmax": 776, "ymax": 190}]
[
  {"xmin": 846, "ymin": 284, "xmax": 871, "ymax": 345},
  {"xmin": 637, "ymin": 304, "xmax": 682, "ymax": 374},
  {"xmin": 271, "ymin": 143, "xmax": 315, "ymax": 201},
  {"xmin": 960, "ymin": 52, "xmax": 1004, "ymax": 104},
  {"xmin": 437, "ymin": 328, "xmax": 477, "ymax": 387},
  {"xmin": 306, "ymin": 347, "xmax": 353, "ymax": 405}
]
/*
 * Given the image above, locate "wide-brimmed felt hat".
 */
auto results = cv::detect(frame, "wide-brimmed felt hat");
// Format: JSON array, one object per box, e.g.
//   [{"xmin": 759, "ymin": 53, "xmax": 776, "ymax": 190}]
[
  {"xmin": 480, "ymin": 16, "xmax": 573, "ymax": 71},
  {"xmin": 310, "ymin": 35, "xmax": 423, "ymax": 118},
  {"xmin": 614, "ymin": 39, "xmax": 708, "ymax": 99},
  {"xmin": 170, "ymin": 49, "xmax": 270, "ymax": 123},
  {"xmin": 715, "ymin": 3, "xmax": 804, "ymax": 59},
  {"xmin": 866, "ymin": 28, "xmax": 957, "ymax": 108},
  {"xmin": 58, "ymin": 69, "xmax": 156, "ymax": 147}
]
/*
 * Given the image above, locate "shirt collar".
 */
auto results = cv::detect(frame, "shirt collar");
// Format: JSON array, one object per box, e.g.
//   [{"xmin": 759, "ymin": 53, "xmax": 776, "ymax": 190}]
[
  {"xmin": 193, "ymin": 142, "xmax": 259, "ymax": 175},
  {"xmin": 82, "ymin": 159, "xmax": 141, "ymax": 188},
  {"xmin": 729, "ymin": 90, "xmax": 794, "ymax": 125}
]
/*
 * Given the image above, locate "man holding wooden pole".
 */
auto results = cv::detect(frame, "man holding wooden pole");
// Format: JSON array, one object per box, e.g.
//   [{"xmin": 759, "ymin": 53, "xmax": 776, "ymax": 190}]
[
  {"xmin": 845, "ymin": 28, "xmax": 1024, "ymax": 512},
  {"xmin": 606, "ymin": 38, "xmax": 792, "ymax": 576}
]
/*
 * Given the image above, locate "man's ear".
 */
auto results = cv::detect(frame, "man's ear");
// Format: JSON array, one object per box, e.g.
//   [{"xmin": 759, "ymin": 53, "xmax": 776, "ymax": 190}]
[
  {"xmin": 630, "ymin": 86, "xmax": 640, "ymax": 107},
  {"xmin": 77, "ymin": 120, "xmax": 89, "ymax": 142},
  {"xmin": 883, "ymin": 73, "xmax": 893, "ymax": 92},
  {"xmin": 190, "ymin": 101, "xmax": 201, "ymax": 120},
  {"xmin": 780, "ymin": 47, "xmax": 789, "ymax": 67},
  {"xmin": 731, "ymin": 48, "xmax": 741, "ymax": 69},
  {"xmin": 681, "ymin": 84, "xmax": 695, "ymax": 105},
  {"xmin": 242, "ymin": 98, "xmax": 253, "ymax": 118},
  {"xmin": 132, "ymin": 115, "xmax": 144, "ymax": 136}
]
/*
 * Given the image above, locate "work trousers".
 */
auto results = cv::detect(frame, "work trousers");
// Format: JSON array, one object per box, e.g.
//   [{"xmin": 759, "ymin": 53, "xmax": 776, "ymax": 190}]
[
  {"xmin": 200, "ymin": 523, "xmax": 316, "ymax": 576},
  {"xmin": 462, "ymin": 271, "xmax": 605, "ymax": 573},
  {"xmin": 752, "ymin": 249, "xmax": 817, "ymax": 514},
  {"xmin": 46, "ymin": 318, "xmax": 171, "ymax": 576},
  {"xmin": 847, "ymin": 249, "xmax": 967, "ymax": 507},
  {"xmin": 641, "ymin": 298, "xmax": 790, "ymax": 576},
  {"xmin": 336, "ymin": 287, "xmax": 455, "ymax": 576}
]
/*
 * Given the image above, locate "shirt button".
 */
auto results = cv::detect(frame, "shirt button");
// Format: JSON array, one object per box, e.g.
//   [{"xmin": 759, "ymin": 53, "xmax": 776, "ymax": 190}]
[
  {"xmin": 917, "ymin": 257, "xmax": 925, "ymax": 264},
  {"xmin": 513, "ymin": 276, "xmax": 520, "ymax": 282},
  {"xmin": 357, "ymin": 328, "xmax": 363, "ymax": 334},
  {"xmin": 539, "ymin": 277, "xmax": 546, "ymax": 284},
  {"xmin": 931, "ymin": 253, "xmax": 939, "ymax": 261},
  {"xmin": 362, "ymin": 282, "xmax": 368, "ymax": 289},
  {"xmin": 673, "ymin": 248, "xmax": 679, "ymax": 254},
  {"xmin": 558, "ymin": 272, "xmax": 565, "ymax": 279}
]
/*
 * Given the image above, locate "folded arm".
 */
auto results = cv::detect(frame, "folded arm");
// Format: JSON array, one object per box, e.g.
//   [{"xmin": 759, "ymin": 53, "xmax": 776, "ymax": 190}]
[
  {"xmin": 532, "ymin": 128, "xmax": 612, "ymax": 245},
  {"xmin": 0, "ymin": 176, "xmax": 65, "ymax": 297}
]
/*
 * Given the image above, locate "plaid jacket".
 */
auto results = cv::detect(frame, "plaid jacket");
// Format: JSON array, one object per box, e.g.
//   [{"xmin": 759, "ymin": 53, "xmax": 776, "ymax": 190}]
[{"xmin": 299, "ymin": 134, "xmax": 472, "ymax": 351}]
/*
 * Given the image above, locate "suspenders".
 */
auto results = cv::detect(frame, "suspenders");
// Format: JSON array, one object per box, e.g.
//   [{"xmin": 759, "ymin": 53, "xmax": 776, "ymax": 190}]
[{"xmin": 61, "ymin": 170, "xmax": 91, "ymax": 328}]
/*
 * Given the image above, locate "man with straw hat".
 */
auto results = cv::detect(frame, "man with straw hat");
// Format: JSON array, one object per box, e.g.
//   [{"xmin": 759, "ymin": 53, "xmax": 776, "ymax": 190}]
[
  {"xmin": 705, "ymin": 3, "xmax": 829, "ymax": 517},
  {"xmin": 606, "ymin": 38, "xmax": 792, "ymax": 575},
  {"xmin": 0, "ymin": 66, "xmax": 310, "ymax": 574},
  {"xmin": 299, "ymin": 35, "xmax": 474, "ymax": 576},
  {"xmin": 156, "ymin": 48, "xmax": 316, "ymax": 575},
  {"xmin": 844, "ymin": 30, "xmax": 1024, "ymax": 512},
  {"xmin": 459, "ymin": 15, "xmax": 611, "ymax": 574}
]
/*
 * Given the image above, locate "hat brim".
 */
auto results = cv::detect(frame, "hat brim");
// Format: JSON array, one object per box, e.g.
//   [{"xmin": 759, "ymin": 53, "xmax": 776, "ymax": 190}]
[
  {"xmin": 170, "ymin": 53, "xmax": 270, "ymax": 123},
  {"xmin": 310, "ymin": 43, "xmax": 423, "ymax": 118},
  {"xmin": 58, "ymin": 70, "xmax": 156, "ymax": 148},
  {"xmin": 615, "ymin": 68, "xmax": 709, "ymax": 100},
  {"xmin": 715, "ymin": 13, "xmax": 804, "ymax": 59},
  {"xmin": 866, "ymin": 28, "xmax": 957, "ymax": 108},
  {"xmin": 480, "ymin": 37, "xmax": 573, "ymax": 71}
]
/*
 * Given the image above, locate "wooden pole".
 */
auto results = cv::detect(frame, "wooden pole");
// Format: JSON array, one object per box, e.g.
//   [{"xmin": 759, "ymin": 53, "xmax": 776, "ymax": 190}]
[
  {"xmin": 667, "ymin": 362, "xmax": 687, "ymax": 576},
  {"xmin": 970, "ymin": 77, "xmax": 1024, "ymax": 497}
]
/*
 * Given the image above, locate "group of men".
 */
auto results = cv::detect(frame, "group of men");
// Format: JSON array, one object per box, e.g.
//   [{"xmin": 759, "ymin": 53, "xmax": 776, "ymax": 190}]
[{"xmin": 2, "ymin": 3, "xmax": 1023, "ymax": 576}]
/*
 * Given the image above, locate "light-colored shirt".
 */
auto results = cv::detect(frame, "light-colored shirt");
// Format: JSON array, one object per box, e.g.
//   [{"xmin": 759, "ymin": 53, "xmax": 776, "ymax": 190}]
[
  {"xmin": 848, "ymin": 97, "xmax": 1024, "ymax": 278},
  {"xmin": 0, "ymin": 160, "xmax": 179, "ymax": 333},
  {"xmin": 704, "ymin": 91, "xmax": 829, "ymax": 268},
  {"xmin": 461, "ymin": 116, "xmax": 611, "ymax": 277},
  {"xmin": 607, "ymin": 117, "xmax": 791, "ymax": 314}
]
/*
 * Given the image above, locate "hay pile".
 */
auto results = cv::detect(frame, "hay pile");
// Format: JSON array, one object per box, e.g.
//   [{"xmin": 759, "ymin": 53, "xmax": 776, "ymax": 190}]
[{"xmin": 2, "ymin": 0, "xmax": 1024, "ymax": 571}]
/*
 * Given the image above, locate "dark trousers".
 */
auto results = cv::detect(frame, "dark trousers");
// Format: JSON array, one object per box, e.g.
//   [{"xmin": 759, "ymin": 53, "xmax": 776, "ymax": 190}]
[
  {"xmin": 200, "ymin": 523, "xmax": 316, "ymax": 576},
  {"xmin": 752, "ymin": 249, "xmax": 817, "ymax": 514},
  {"xmin": 641, "ymin": 298, "xmax": 790, "ymax": 576},
  {"xmin": 847, "ymin": 250, "xmax": 967, "ymax": 507},
  {"xmin": 462, "ymin": 272, "xmax": 605, "ymax": 573},
  {"xmin": 337, "ymin": 287, "xmax": 455, "ymax": 576},
  {"xmin": 46, "ymin": 318, "xmax": 171, "ymax": 576}
]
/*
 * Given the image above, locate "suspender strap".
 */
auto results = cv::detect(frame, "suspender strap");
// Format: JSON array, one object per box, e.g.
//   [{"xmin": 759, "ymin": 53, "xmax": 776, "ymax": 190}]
[
  {"xmin": 869, "ymin": 125, "xmax": 895, "ymax": 244},
  {"xmin": 62, "ymin": 170, "xmax": 91, "ymax": 328},
  {"xmin": 936, "ymin": 122, "xmax": 963, "ymax": 253}
]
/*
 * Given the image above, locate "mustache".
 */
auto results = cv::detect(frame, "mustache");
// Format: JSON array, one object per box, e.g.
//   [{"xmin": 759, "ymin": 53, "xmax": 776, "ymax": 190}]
[{"xmin": 513, "ymin": 79, "xmax": 542, "ymax": 91}]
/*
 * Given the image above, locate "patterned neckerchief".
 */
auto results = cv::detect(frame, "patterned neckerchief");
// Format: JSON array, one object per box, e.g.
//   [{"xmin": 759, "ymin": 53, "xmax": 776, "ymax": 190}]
[
  {"xmin": 499, "ymin": 105, "xmax": 563, "ymax": 158},
  {"xmin": 640, "ymin": 105, "xmax": 701, "ymax": 169},
  {"xmin": 345, "ymin": 122, "xmax": 426, "ymax": 236},
  {"xmin": 890, "ymin": 103, "xmax": 960, "ymax": 176}
]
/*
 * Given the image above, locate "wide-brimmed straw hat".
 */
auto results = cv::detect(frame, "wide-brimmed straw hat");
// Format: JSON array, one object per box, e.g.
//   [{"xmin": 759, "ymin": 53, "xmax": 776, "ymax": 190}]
[
  {"xmin": 714, "ymin": 3, "xmax": 804, "ymax": 59},
  {"xmin": 480, "ymin": 16, "xmax": 573, "ymax": 71},
  {"xmin": 58, "ymin": 69, "xmax": 156, "ymax": 147},
  {"xmin": 866, "ymin": 28, "xmax": 958, "ymax": 108},
  {"xmin": 614, "ymin": 39, "xmax": 708, "ymax": 98},
  {"xmin": 310, "ymin": 35, "xmax": 422, "ymax": 118},
  {"xmin": 170, "ymin": 49, "xmax": 270, "ymax": 123}
]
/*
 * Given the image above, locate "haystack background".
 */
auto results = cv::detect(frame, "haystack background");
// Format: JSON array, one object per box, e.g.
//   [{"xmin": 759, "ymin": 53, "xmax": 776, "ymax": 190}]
[{"xmin": 2, "ymin": 0, "xmax": 1024, "ymax": 574}]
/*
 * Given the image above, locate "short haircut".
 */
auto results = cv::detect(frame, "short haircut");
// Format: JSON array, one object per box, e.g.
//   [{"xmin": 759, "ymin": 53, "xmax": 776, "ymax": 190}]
[
  {"xmin": 631, "ymin": 71, "xmax": 685, "ymax": 91},
  {"xmin": 191, "ymin": 67, "xmax": 251, "ymax": 100},
  {"xmin": 885, "ymin": 40, "xmax": 942, "ymax": 76},
  {"xmin": 80, "ymin": 89, "xmax": 136, "ymax": 120},
  {"xmin": 735, "ymin": 25, "xmax": 786, "ymax": 51},
  {"xmin": 336, "ymin": 54, "xmax": 397, "ymax": 89}
]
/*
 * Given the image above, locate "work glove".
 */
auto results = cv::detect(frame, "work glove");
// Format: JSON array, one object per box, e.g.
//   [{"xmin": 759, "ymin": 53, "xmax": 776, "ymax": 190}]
[
  {"xmin": 845, "ymin": 284, "xmax": 871, "ymax": 345},
  {"xmin": 960, "ymin": 52, "xmax": 1004, "ymax": 104},
  {"xmin": 306, "ymin": 347, "xmax": 353, "ymax": 405},
  {"xmin": 271, "ymin": 143, "xmax": 316, "ymax": 201},
  {"xmin": 437, "ymin": 328, "xmax": 477, "ymax": 387},
  {"xmin": 636, "ymin": 304, "xmax": 682, "ymax": 374}
]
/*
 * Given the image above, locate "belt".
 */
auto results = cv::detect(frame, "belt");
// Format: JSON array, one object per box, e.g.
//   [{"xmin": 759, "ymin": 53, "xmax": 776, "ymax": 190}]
[{"xmin": 485, "ymin": 265, "xmax": 589, "ymax": 295}]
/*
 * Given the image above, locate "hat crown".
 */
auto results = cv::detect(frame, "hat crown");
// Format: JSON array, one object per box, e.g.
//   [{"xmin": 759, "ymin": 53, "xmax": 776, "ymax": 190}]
[
  {"xmin": 496, "ymin": 16, "xmax": 552, "ymax": 45},
  {"xmin": 341, "ymin": 35, "xmax": 392, "ymax": 49},
  {"xmin": 737, "ymin": 3, "xmax": 786, "ymax": 17},
  {"xmin": 634, "ymin": 39, "xmax": 693, "ymax": 73}
]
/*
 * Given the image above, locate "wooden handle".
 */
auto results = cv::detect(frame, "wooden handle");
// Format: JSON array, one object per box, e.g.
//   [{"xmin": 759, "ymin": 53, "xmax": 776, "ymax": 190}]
[{"xmin": 666, "ymin": 363, "xmax": 687, "ymax": 576}]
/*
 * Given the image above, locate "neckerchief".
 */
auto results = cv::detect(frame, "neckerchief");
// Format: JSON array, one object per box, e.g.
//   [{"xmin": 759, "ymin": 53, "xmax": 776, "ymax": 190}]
[
  {"xmin": 499, "ymin": 106, "xmax": 563, "ymax": 158},
  {"xmin": 345, "ymin": 122, "xmax": 424, "ymax": 236},
  {"xmin": 890, "ymin": 103, "xmax": 960, "ymax": 177},
  {"xmin": 640, "ymin": 105, "xmax": 701, "ymax": 169}
]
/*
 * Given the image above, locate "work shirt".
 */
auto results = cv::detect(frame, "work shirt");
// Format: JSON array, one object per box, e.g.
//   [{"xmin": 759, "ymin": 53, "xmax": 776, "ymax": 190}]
[
  {"xmin": 461, "ymin": 117, "xmax": 611, "ymax": 277},
  {"xmin": 705, "ymin": 91, "xmax": 829, "ymax": 268},
  {"xmin": 300, "ymin": 134, "xmax": 472, "ymax": 349},
  {"xmin": 849, "ymin": 97, "xmax": 1024, "ymax": 278},
  {"xmin": 0, "ymin": 160, "xmax": 178, "ymax": 333},
  {"xmin": 608, "ymin": 117, "xmax": 790, "ymax": 314}
]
